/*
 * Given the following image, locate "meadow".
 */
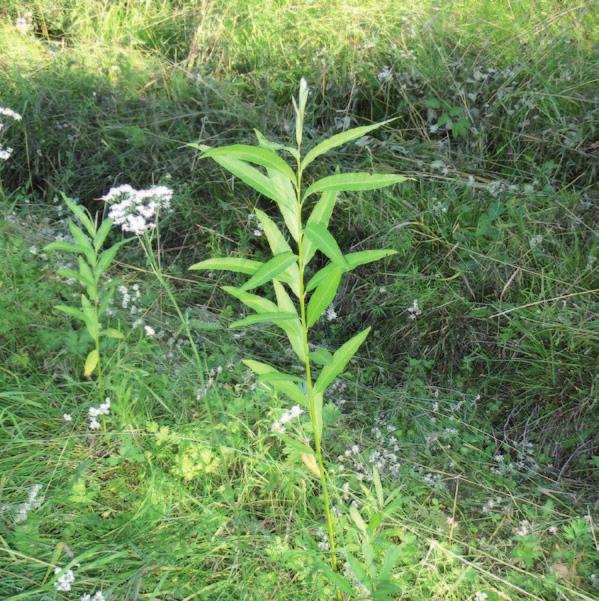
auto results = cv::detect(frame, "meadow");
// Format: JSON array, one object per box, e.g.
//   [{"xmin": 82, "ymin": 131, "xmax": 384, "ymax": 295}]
[{"xmin": 0, "ymin": 1, "xmax": 597, "ymax": 600}]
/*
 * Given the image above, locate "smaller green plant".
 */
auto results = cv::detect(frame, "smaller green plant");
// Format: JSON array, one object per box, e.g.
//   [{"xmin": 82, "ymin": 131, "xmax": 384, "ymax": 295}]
[
  {"xmin": 44, "ymin": 195, "xmax": 126, "ymax": 378},
  {"xmin": 425, "ymin": 98, "xmax": 470, "ymax": 139}
]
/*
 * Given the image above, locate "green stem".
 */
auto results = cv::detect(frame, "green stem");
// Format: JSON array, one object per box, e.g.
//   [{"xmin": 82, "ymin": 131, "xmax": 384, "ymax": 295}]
[
  {"xmin": 295, "ymin": 157, "xmax": 341, "ymax": 590},
  {"xmin": 139, "ymin": 235, "xmax": 210, "ymax": 416}
]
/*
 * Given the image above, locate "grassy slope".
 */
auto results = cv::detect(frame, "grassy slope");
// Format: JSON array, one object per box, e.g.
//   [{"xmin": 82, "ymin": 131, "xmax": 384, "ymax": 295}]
[{"xmin": 1, "ymin": 1, "xmax": 598, "ymax": 599}]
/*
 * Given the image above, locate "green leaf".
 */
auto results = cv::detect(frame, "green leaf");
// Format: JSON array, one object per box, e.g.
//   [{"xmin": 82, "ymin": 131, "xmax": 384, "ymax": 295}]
[
  {"xmin": 84, "ymin": 349, "xmax": 99, "ymax": 377},
  {"xmin": 301, "ymin": 119, "xmax": 394, "ymax": 170},
  {"xmin": 345, "ymin": 249, "xmax": 398, "ymax": 268},
  {"xmin": 93, "ymin": 218, "xmax": 113, "ymax": 251},
  {"xmin": 304, "ymin": 190, "xmax": 337, "ymax": 264},
  {"xmin": 63, "ymin": 195, "xmax": 96, "ymax": 237},
  {"xmin": 258, "ymin": 372, "xmax": 303, "ymax": 383},
  {"xmin": 68, "ymin": 219, "xmax": 95, "ymax": 265},
  {"xmin": 268, "ymin": 171, "xmax": 300, "ymax": 242},
  {"xmin": 303, "ymin": 222, "xmax": 348, "ymax": 269},
  {"xmin": 222, "ymin": 286, "xmax": 278, "ymax": 314},
  {"xmin": 101, "ymin": 328, "xmax": 124, "ymax": 339},
  {"xmin": 314, "ymin": 327, "xmax": 370, "ymax": 394},
  {"xmin": 80, "ymin": 295, "xmax": 98, "ymax": 340},
  {"xmin": 189, "ymin": 257, "xmax": 262, "ymax": 275},
  {"xmin": 307, "ymin": 266, "xmax": 342, "ymax": 327},
  {"xmin": 240, "ymin": 252, "xmax": 297, "ymax": 291},
  {"xmin": 55, "ymin": 304, "xmax": 85, "ymax": 322},
  {"xmin": 254, "ymin": 209, "xmax": 301, "ymax": 296},
  {"xmin": 202, "ymin": 154, "xmax": 287, "ymax": 206},
  {"xmin": 44, "ymin": 241, "xmax": 81, "ymax": 254},
  {"xmin": 254, "ymin": 129, "xmax": 299, "ymax": 160},
  {"xmin": 229, "ymin": 311, "xmax": 297, "ymax": 329},
  {"xmin": 195, "ymin": 144, "xmax": 296, "ymax": 182},
  {"xmin": 58, "ymin": 268, "xmax": 93, "ymax": 289},
  {"xmin": 304, "ymin": 172, "xmax": 407, "ymax": 200},
  {"xmin": 305, "ymin": 263, "xmax": 336, "ymax": 293},
  {"xmin": 313, "ymin": 391, "xmax": 324, "ymax": 440},
  {"xmin": 306, "ymin": 249, "xmax": 397, "ymax": 292},
  {"xmin": 188, "ymin": 319, "xmax": 221, "ymax": 331},
  {"xmin": 309, "ymin": 348, "xmax": 333, "ymax": 366},
  {"xmin": 95, "ymin": 240, "xmax": 127, "ymax": 277},
  {"xmin": 294, "ymin": 78, "xmax": 309, "ymax": 146},
  {"xmin": 242, "ymin": 359, "xmax": 307, "ymax": 406},
  {"xmin": 78, "ymin": 257, "xmax": 96, "ymax": 299},
  {"xmin": 273, "ymin": 281, "xmax": 305, "ymax": 361}
]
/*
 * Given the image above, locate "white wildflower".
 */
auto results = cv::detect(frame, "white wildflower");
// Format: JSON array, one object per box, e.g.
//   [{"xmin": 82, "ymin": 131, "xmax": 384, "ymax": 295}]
[
  {"xmin": 474, "ymin": 593, "xmax": 488, "ymax": 601},
  {"xmin": 514, "ymin": 520, "xmax": 530, "ymax": 536},
  {"xmin": 271, "ymin": 405, "xmax": 304, "ymax": 433},
  {"xmin": 0, "ymin": 107, "xmax": 22, "ymax": 121},
  {"xmin": 54, "ymin": 568, "xmax": 75, "ymax": 592},
  {"xmin": 325, "ymin": 305, "xmax": 337, "ymax": 321},
  {"xmin": 102, "ymin": 184, "xmax": 173, "ymax": 235},
  {"xmin": 144, "ymin": 325, "xmax": 155, "ymax": 337},
  {"xmin": 377, "ymin": 66, "xmax": 393, "ymax": 83},
  {"xmin": 63, "ymin": 414, "xmax": 72, "ymax": 422},
  {"xmin": 407, "ymin": 299, "xmax": 421, "ymax": 320}
]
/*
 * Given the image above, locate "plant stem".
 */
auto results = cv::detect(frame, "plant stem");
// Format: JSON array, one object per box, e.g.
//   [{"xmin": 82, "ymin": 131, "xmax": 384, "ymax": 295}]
[
  {"xmin": 139, "ymin": 235, "xmax": 210, "ymax": 416},
  {"xmin": 295, "ymin": 157, "xmax": 341, "ymax": 592}
]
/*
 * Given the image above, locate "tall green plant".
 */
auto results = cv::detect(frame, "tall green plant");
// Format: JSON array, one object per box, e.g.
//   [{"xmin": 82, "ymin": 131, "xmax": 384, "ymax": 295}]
[
  {"xmin": 44, "ymin": 195, "xmax": 126, "ymax": 380},
  {"xmin": 189, "ymin": 79, "xmax": 406, "ymax": 578}
]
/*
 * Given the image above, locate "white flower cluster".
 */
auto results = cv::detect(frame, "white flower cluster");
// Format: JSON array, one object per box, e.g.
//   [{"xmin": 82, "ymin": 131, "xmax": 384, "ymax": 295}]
[
  {"xmin": 81, "ymin": 592, "xmax": 107, "ymax": 601},
  {"xmin": 15, "ymin": 13, "xmax": 33, "ymax": 33},
  {"xmin": 474, "ymin": 593, "xmax": 488, "ymax": 601},
  {"xmin": 407, "ymin": 299, "xmax": 422, "ymax": 320},
  {"xmin": 6, "ymin": 484, "xmax": 45, "ymax": 524},
  {"xmin": 514, "ymin": 519, "xmax": 531, "ymax": 536},
  {"xmin": 102, "ymin": 184, "xmax": 173, "ymax": 235},
  {"xmin": 54, "ymin": 567, "xmax": 76, "ymax": 592},
  {"xmin": 88, "ymin": 398, "xmax": 111, "ymax": 430},
  {"xmin": 271, "ymin": 405, "xmax": 304, "ymax": 433},
  {"xmin": 0, "ymin": 107, "xmax": 22, "ymax": 161}
]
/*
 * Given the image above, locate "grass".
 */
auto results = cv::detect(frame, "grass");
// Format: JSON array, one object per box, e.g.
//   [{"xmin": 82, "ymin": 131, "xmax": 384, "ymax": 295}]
[{"xmin": 1, "ymin": 1, "xmax": 598, "ymax": 599}]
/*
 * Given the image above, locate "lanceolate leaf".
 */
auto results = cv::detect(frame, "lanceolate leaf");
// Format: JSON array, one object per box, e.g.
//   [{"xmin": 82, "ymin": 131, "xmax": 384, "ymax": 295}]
[
  {"xmin": 254, "ymin": 129, "xmax": 299, "ymax": 160},
  {"xmin": 63, "ymin": 195, "xmax": 96, "ymax": 237},
  {"xmin": 240, "ymin": 252, "xmax": 297, "ymax": 291},
  {"xmin": 345, "ymin": 249, "xmax": 398, "ymax": 268},
  {"xmin": 273, "ymin": 281, "xmax": 306, "ymax": 361},
  {"xmin": 306, "ymin": 248, "xmax": 397, "ymax": 292},
  {"xmin": 303, "ymin": 222, "xmax": 349, "ymax": 269},
  {"xmin": 304, "ymin": 190, "xmax": 337, "ymax": 264},
  {"xmin": 268, "ymin": 170, "xmax": 300, "ymax": 241},
  {"xmin": 222, "ymin": 286, "xmax": 278, "ymax": 314},
  {"xmin": 307, "ymin": 266, "xmax": 342, "ymax": 327},
  {"xmin": 255, "ymin": 209, "xmax": 301, "ymax": 296},
  {"xmin": 242, "ymin": 359, "xmax": 307, "ymax": 406},
  {"xmin": 306, "ymin": 263, "xmax": 337, "ymax": 293},
  {"xmin": 96, "ymin": 239, "xmax": 130, "ymax": 276},
  {"xmin": 255, "ymin": 209, "xmax": 292, "ymax": 254},
  {"xmin": 229, "ymin": 311, "xmax": 297, "ymax": 329},
  {"xmin": 44, "ymin": 241, "xmax": 81, "ymax": 254},
  {"xmin": 55, "ymin": 304, "xmax": 85, "ymax": 322},
  {"xmin": 80, "ymin": 295, "xmax": 99, "ymax": 340},
  {"xmin": 93, "ymin": 218, "xmax": 113, "ymax": 251},
  {"xmin": 196, "ymin": 143, "xmax": 296, "ymax": 182},
  {"xmin": 314, "ymin": 327, "xmax": 371, "ymax": 394},
  {"xmin": 203, "ymin": 154, "xmax": 287, "ymax": 206},
  {"xmin": 304, "ymin": 172, "xmax": 407, "ymax": 200},
  {"xmin": 68, "ymin": 220, "xmax": 96, "ymax": 265},
  {"xmin": 84, "ymin": 349, "xmax": 99, "ymax": 377},
  {"xmin": 189, "ymin": 257, "xmax": 262, "ymax": 275},
  {"xmin": 301, "ymin": 119, "xmax": 394, "ymax": 170}
]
